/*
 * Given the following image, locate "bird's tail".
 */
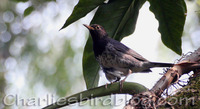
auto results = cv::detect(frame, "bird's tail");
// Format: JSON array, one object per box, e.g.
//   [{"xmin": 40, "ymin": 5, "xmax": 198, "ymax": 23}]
[
  {"xmin": 149, "ymin": 62, "xmax": 174, "ymax": 68},
  {"xmin": 139, "ymin": 62, "xmax": 174, "ymax": 73}
]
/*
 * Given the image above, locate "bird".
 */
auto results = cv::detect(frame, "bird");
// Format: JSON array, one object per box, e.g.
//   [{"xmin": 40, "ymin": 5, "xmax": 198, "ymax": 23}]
[{"xmin": 83, "ymin": 24, "xmax": 174, "ymax": 83}]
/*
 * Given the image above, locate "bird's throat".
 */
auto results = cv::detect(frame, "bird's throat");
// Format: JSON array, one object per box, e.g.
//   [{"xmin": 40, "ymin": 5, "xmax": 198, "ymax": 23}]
[{"xmin": 93, "ymin": 39, "xmax": 108, "ymax": 57}]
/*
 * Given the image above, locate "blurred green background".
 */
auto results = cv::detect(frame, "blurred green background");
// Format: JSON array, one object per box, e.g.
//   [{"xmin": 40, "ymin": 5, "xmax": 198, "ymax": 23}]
[
  {"xmin": 0, "ymin": 0, "xmax": 200, "ymax": 109},
  {"xmin": 0, "ymin": 0, "xmax": 91, "ymax": 108}
]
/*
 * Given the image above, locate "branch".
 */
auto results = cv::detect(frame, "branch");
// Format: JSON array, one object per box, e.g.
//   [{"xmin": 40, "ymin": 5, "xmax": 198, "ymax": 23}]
[
  {"xmin": 43, "ymin": 82, "xmax": 147, "ymax": 109},
  {"xmin": 124, "ymin": 47, "xmax": 200, "ymax": 109}
]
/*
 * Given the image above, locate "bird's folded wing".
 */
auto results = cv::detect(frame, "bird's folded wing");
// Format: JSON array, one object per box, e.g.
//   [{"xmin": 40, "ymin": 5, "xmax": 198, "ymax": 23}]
[{"xmin": 108, "ymin": 38, "xmax": 148, "ymax": 62}]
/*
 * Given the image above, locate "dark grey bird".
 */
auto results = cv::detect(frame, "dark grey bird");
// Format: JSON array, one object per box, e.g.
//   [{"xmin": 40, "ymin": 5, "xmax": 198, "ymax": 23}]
[{"xmin": 84, "ymin": 24, "xmax": 174, "ymax": 83}]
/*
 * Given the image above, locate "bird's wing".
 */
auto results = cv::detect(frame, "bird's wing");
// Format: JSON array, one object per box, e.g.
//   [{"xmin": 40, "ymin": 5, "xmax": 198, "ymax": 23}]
[{"xmin": 108, "ymin": 38, "xmax": 148, "ymax": 62}]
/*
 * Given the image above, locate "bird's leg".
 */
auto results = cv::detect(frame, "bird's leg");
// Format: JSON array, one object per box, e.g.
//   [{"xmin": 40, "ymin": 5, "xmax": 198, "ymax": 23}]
[
  {"xmin": 105, "ymin": 82, "xmax": 113, "ymax": 89},
  {"xmin": 105, "ymin": 83, "xmax": 108, "ymax": 89},
  {"xmin": 105, "ymin": 77, "xmax": 120, "ymax": 89},
  {"xmin": 120, "ymin": 70, "xmax": 132, "ymax": 92},
  {"xmin": 105, "ymin": 76, "xmax": 120, "ymax": 89}
]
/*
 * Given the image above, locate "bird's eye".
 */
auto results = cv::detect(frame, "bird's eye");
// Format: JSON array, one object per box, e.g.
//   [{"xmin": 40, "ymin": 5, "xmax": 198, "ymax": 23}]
[{"xmin": 95, "ymin": 26, "xmax": 100, "ymax": 30}]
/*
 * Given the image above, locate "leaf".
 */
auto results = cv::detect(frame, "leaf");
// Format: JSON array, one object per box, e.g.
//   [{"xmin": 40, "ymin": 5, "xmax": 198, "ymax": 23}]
[
  {"xmin": 82, "ymin": 37, "xmax": 100, "ymax": 89},
  {"xmin": 24, "ymin": 6, "xmax": 34, "ymax": 17},
  {"xmin": 43, "ymin": 82, "xmax": 147, "ymax": 109},
  {"xmin": 60, "ymin": 0, "xmax": 105, "ymax": 30},
  {"xmin": 149, "ymin": 0, "xmax": 187, "ymax": 55},
  {"xmin": 83, "ymin": 0, "xmax": 146, "ymax": 89}
]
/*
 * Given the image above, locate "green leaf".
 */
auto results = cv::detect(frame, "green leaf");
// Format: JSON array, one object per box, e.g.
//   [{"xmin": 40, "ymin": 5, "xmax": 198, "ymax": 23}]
[
  {"xmin": 43, "ymin": 82, "xmax": 147, "ymax": 109},
  {"xmin": 60, "ymin": 0, "xmax": 105, "ymax": 30},
  {"xmin": 24, "ymin": 6, "xmax": 34, "ymax": 17},
  {"xmin": 149, "ymin": 0, "xmax": 187, "ymax": 55},
  {"xmin": 83, "ymin": 0, "xmax": 146, "ymax": 89},
  {"xmin": 82, "ymin": 37, "xmax": 100, "ymax": 89}
]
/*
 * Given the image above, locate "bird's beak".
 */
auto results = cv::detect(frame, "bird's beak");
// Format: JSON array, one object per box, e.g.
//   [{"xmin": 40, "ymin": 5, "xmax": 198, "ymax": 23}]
[{"xmin": 83, "ymin": 24, "xmax": 94, "ymax": 30}]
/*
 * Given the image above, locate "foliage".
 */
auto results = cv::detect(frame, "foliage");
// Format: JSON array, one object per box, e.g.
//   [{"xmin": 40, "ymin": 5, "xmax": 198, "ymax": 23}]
[
  {"xmin": 60, "ymin": 0, "xmax": 105, "ymax": 30},
  {"xmin": 149, "ymin": 0, "xmax": 187, "ymax": 55}
]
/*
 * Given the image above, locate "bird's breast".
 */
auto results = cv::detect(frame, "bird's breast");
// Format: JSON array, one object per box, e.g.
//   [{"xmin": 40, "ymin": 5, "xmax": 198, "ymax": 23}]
[
  {"xmin": 94, "ymin": 41, "xmax": 120, "ymax": 70},
  {"xmin": 96, "ymin": 50, "xmax": 116, "ymax": 67}
]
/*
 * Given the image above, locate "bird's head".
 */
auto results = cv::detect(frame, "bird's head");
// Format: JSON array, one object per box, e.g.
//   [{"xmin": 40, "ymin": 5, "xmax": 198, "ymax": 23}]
[{"xmin": 83, "ymin": 24, "xmax": 108, "ymax": 40}]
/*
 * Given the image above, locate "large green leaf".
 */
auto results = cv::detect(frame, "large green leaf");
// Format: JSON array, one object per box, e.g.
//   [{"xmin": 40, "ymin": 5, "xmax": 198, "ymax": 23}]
[
  {"xmin": 60, "ymin": 0, "xmax": 105, "ymax": 29},
  {"xmin": 149, "ymin": 0, "xmax": 187, "ymax": 55},
  {"xmin": 83, "ymin": 0, "xmax": 146, "ymax": 89},
  {"xmin": 82, "ymin": 37, "xmax": 100, "ymax": 89}
]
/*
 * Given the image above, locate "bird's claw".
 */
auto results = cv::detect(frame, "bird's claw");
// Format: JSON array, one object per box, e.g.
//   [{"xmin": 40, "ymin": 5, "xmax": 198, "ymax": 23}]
[
  {"xmin": 120, "ymin": 80, "xmax": 125, "ymax": 92},
  {"xmin": 105, "ymin": 83, "xmax": 108, "ymax": 89}
]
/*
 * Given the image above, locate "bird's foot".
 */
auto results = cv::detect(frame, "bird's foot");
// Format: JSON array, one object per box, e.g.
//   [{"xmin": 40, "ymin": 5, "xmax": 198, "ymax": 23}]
[
  {"xmin": 105, "ymin": 81, "xmax": 115, "ymax": 89},
  {"xmin": 120, "ymin": 79, "xmax": 126, "ymax": 92},
  {"xmin": 119, "ymin": 74, "xmax": 130, "ymax": 92},
  {"xmin": 105, "ymin": 83, "xmax": 108, "ymax": 89}
]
